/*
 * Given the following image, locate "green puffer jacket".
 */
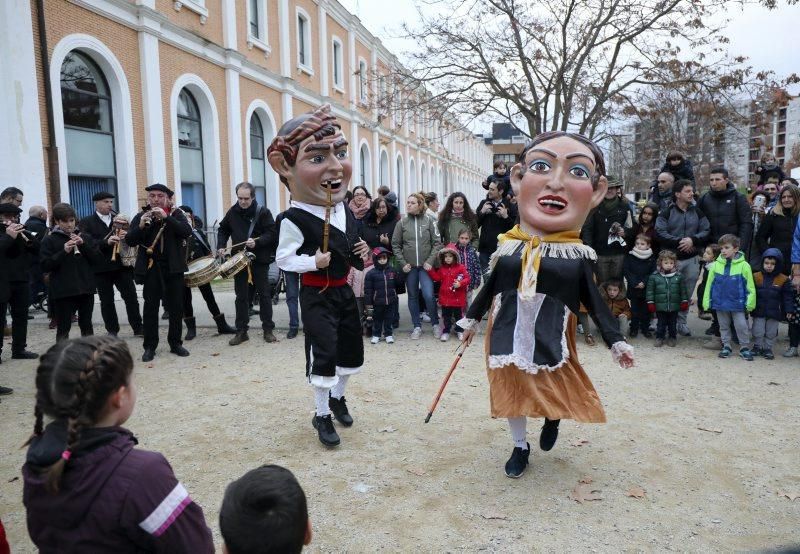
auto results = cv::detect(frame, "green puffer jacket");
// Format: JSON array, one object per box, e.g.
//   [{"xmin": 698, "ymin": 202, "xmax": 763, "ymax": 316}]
[{"xmin": 646, "ymin": 271, "xmax": 687, "ymax": 312}]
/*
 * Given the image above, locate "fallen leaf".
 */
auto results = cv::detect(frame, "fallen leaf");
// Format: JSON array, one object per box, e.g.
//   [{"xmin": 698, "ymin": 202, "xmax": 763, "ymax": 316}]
[
  {"xmin": 570, "ymin": 438, "xmax": 590, "ymax": 447},
  {"xmin": 211, "ymin": 352, "xmax": 220, "ymax": 357},
  {"xmin": 579, "ymin": 476, "xmax": 593, "ymax": 484},
  {"xmin": 251, "ymin": 380, "xmax": 264, "ymax": 384},
  {"xmin": 768, "ymin": 381, "xmax": 781, "ymax": 386},
  {"xmin": 569, "ymin": 484, "xmax": 603, "ymax": 503},
  {"xmin": 146, "ymin": 363, "xmax": 154, "ymax": 369},
  {"xmin": 777, "ymin": 490, "xmax": 799, "ymax": 501},
  {"xmin": 697, "ymin": 426, "xmax": 723, "ymax": 434},
  {"xmin": 406, "ymin": 467, "xmax": 427, "ymax": 476},
  {"xmin": 7, "ymin": 476, "xmax": 19, "ymax": 483},
  {"xmin": 481, "ymin": 510, "xmax": 509, "ymax": 520},
  {"xmin": 379, "ymin": 426, "xmax": 397, "ymax": 433},
  {"xmin": 625, "ymin": 486, "xmax": 646, "ymax": 498},
  {"xmin": 683, "ymin": 354, "xmax": 699, "ymax": 359}
]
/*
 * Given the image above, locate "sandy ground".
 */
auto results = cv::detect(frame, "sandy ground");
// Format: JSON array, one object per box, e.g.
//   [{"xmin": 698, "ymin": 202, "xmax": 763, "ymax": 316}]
[{"xmin": 1, "ymin": 294, "xmax": 799, "ymax": 552}]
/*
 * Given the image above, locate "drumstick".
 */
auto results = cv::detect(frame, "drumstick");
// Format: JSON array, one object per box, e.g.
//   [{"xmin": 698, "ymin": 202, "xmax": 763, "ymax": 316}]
[{"xmin": 224, "ymin": 237, "xmax": 260, "ymax": 251}]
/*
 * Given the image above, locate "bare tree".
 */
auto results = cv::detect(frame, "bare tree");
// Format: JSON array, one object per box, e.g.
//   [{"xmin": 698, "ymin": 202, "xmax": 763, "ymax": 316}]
[{"xmin": 387, "ymin": 0, "xmax": 798, "ymax": 140}]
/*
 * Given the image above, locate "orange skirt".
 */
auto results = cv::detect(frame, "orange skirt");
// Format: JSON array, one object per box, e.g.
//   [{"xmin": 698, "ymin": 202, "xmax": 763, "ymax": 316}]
[{"xmin": 485, "ymin": 313, "xmax": 606, "ymax": 423}]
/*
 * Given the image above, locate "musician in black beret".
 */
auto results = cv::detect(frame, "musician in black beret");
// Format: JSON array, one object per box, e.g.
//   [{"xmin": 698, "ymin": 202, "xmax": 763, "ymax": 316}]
[{"xmin": 79, "ymin": 192, "xmax": 143, "ymax": 337}]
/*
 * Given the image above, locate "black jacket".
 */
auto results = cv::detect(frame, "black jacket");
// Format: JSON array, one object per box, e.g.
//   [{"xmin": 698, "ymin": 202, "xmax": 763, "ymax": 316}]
[
  {"xmin": 755, "ymin": 210, "xmax": 797, "ymax": 273},
  {"xmin": 476, "ymin": 198, "xmax": 515, "ymax": 253},
  {"xmin": 659, "ymin": 159, "xmax": 695, "ymax": 184},
  {"xmin": 126, "ymin": 208, "xmax": 192, "ymax": 276},
  {"xmin": 79, "ymin": 213, "xmax": 125, "ymax": 274},
  {"xmin": 697, "ymin": 183, "xmax": 753, "ymax": 248},
  {"xmin": 39, "ymin": 230, "xmax": 99, "ymax": 299},
  {"xmin": 623, "ymin": 251, "xmax": 657, "ymax": 299},
  {"xmin": 25, "ymin": 216, "xmax": 48, "ymax": 287},
  {"xmin": 217, "ymin": 202, "xmax": 277, "ymax": 266},
  {"xmin": 581, "ymin": 197, "xmax": 631, "ymax": 256},
  {"xmin": 188, "ymin": 227, "xmax": 213, "ymax": 261},
  {"xmin": 8, "ymin": 230, "xmax": 38, "ymax": 283},
  {"xmin": 0, "ymin": 234, "xmax": 20, "ymax": 302},
  {"xmin": 360, "ymin": 205, "xmax": 399, "ymax": 253}
]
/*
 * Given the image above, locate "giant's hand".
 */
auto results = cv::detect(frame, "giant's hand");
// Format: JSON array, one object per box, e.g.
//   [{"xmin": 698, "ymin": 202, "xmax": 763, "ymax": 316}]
[
  {"xmin": 461, "ymin": 327, "xmax": 476, "ymax": 346},
  {"xmin": 315, "ymin": 249, "xmax": 331, "ymax": 269}
]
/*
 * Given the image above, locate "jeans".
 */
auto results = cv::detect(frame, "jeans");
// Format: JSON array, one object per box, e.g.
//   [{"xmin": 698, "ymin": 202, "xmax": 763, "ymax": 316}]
[
  {"xmin": 718, "ymin": 310, "xmax": 751, "ymax": 349},
  {"xmin": 676, "ymin": 257, "xmax": 700, "ymax": 327},
  {"xmin": 284, "ymin": 271, "xmax": 300, "ymax": 330},
  {"xmin": 656, "ymin": 311, "xmax": 678, "ymax": 339},
  {"xmin": 406, "ymin": 267, "xmax": 438, "ymax": 328}
]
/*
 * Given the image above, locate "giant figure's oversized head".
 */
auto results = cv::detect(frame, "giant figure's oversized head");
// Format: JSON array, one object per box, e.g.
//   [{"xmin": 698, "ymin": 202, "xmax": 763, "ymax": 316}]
[
  {"xmin": 511, "ymin": 131, "xmax": 609, "ymax": 235},
  {"xmin": 267, "ymin": 104, "xmax": 351, "ymax": 207}
]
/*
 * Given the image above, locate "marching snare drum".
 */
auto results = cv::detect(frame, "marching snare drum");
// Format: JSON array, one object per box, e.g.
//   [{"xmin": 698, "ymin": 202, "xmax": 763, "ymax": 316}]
[
  {"xmin": 184, "ymin": 255, "xmax": 220, "ymax": 287},
  {"xmin": 219, "ymin": 251, "xmax": 254, "ymax": 279}
]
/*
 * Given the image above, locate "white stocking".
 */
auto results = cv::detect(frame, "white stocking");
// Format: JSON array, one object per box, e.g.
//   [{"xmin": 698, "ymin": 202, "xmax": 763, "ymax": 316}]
[
  {"xmin": 313, "ymin": 385, "xmax": 331, "ymax": 417},
  {"xmin": 507, "ymin": 416, "xmax": 529, "ymax": 450},
  {"xmin": 330, "ymin": 375, "xmax": 350, "ymax": 400}
]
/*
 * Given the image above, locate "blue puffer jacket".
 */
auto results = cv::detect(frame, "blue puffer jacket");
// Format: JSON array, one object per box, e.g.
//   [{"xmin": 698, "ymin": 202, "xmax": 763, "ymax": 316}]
[
  {"xmin": 752, "ymin": 248, "xmax": 793, "ymax": 320},
  {"xmin": 703, "ymin": 251, "xmax": 756, "ymax": 312},
  {"xmin": 364, "ymin": 247, "xmax": 399, "ymax": 307}
]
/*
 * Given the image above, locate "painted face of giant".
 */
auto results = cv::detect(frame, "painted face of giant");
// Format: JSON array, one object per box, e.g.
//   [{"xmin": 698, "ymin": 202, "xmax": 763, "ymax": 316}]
[
  {"xmin": 512, "ymin": 135, "xmax": 607, "ymax": 235},
  {"xmin": 267, "ymin": 104, "xmax": 352, "ymax": 206}
]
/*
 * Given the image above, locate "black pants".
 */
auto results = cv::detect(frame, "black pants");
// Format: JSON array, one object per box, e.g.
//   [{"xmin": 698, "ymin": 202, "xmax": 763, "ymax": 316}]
[
  {"xmin": 4, "ymin": 281, "xmax": 31, "ymax": 353},
  {"xmin": 656, "ymin": 310, "xmax": 678, "ymax": 339},
  {"xmin": 629, "ymin": 293, "xmax": 649, "ymax": 333},
  {"xmin": 441, "ymin": 306, "xmax": 464, "ymax": 334},
  {"xmin": 371, "ymin": 302, "xmax": 396, "ymax": 338},
  {"xmin": 53, "ymin": 294, "xmax": 94, "ymax": 341},
  {"xmin": 95, "ymin": 269, "xmax": 142, "ymax": 334},
  {"xmin": 234, "ymin": 263, "xmax": 273, "ymax": 331},
  {"xmin": 789, "ymin": 322, "xmax": 800, "ymax": 347},
  {"xmin": 142, "ymin": 263, "xmax": 184, "ymax": 350},
  {"xmin": 183, "ymin": 283, "xmax": 220, "ymax": 318},
  {"xmin": 301, "ymin": 285, "xmax": 363, "ymax": 378}
]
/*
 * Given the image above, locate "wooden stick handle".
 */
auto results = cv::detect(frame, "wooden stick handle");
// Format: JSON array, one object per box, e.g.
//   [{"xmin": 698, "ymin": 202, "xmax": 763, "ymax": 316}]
[
  {"xmin": 145, "ymin": 225, "xmax": 166, "ymax": 255},
  {"xmin": 424, "ymin": 348, "xmax": 465, "ymax": 423}
]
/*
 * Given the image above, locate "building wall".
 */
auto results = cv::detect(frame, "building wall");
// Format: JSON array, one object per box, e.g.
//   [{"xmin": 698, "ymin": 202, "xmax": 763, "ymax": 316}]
[{"xmin": 9, "ymin": 0, "xmax": 491, "ymax": 222}]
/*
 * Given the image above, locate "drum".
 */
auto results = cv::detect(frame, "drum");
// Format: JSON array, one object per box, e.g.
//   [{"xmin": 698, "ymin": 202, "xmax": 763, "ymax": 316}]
[
  {"xmin": 219, "ymin": 251, "xmax": 254, "ymax": 279},
  {"xmin": 184, "ymin": 255, "xmax": 220, "ymax": 287}
]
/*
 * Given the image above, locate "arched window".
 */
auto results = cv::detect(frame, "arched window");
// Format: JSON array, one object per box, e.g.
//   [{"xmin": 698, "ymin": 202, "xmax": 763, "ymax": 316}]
[
  {"xmin": 396, "ymin": 154, "xmax": 404, "ymax": 190},
  {"xmin": 249, "ymin": 113, "xmax": 267, "ymax": 206},
  {"xmin": 359, "ymin": 144, "xmax": 371, "ymax": 189},
  {"xmin": 61, "ymin": 51, "xmax": 116, "ymax": 218},
  {"xmin": 409, "ymin": 159, "xmax": 417, "ymax": 190},
  {"xmin": 177, "ymin": 88, "xmax": 206, "ymax": 223},
  {"xmin": 380, "ymin": 150, "xmax": 389, "ymax": 187}
]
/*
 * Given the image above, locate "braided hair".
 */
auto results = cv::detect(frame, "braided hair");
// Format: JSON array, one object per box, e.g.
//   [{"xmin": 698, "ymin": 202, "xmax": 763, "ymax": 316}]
[{"xmin": 27, "ymin": 336, "xmax": 134, "ymax": 493}]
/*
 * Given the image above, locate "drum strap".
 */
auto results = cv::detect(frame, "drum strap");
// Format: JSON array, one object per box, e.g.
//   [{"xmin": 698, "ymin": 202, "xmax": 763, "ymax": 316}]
[{"xmin": 244, "ymin": 206, "xmax": 263, "ymax": 285}]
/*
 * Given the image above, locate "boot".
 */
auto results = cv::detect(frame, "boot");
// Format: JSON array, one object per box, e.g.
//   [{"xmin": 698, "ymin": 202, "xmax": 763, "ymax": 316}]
[
  {"xmin": 184, "ymin": 317, "xmax": 196, "ymax": 341},
  {"xmin": 170, "ymin": 344, "xmax": 190, "ymax": 357},
  {"xmin": 539, "ymin": 418, "xmax": 560, "ymax": 451},
  {"xmin": 229, "ymin": 331, "xmax": 249, "ymax": 346},
  {"xmin": 214, "ymin": 313, "xmax": 236, "ymax": 334},
  {"xmin": 312, "ymin": 414, "xmax": 340, "ymax": 447},
  {"xmin": 504, "ymin": 443, "xmax": 530, "ymax": 478},
  {"xmin": 329, "ymin": 395, "xmax": 354, "ymax": 427}
]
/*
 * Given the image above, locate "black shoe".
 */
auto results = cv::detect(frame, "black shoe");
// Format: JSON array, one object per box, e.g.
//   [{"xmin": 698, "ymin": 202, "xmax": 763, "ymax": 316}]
[
  {"xmin": 642, "ymin": 330, "xmax": 653, "ymax": 339},
  {"xmin": 12, "ymin": 350, "xmax": 38, "ymax": 360},
  {"xmin": 248, "ymin": 307, "xmax": 259, "ymax": 316},
  {"xmin": 170, "ymin": 345, "xmax": 190, "ymax": 357},
  {"xmin": 213, "ymin": 313, "xmax": 236, "ymax": 334},
  {"xmin": 312, "ymin": 414, "xmax": 340, "ymax": 447},
  {"xmin": 132, "ymin": 326, "xmax": 144, "ymax": 337},
  {"xmin": 0, "ymin": 385, "xmax": 13, "ymax": 396},
  {"xmin": 184, "ymin": 317, "xmax": 197, "ymax": 341},
  {"xmin": 229, "ymin": 331, "xmax": 249, "ymax": 346},
  {"xmin": 142, "ymin": 348, "xmax": 155, "ymax": 362},
  {"xmin": 263, "ymin": 330, "xmax": 278, "ymax": 343},
  {"xmin": 287, "ymin": 328, "xmax": 299, "ymax": 339},
  {"xmin": 539, "ymin": 418, "xmax": 560, "ymax": 451},
  {"xmin": 161, "ymin": 311, "xmax": 170, "ymax": 320},
  {"xmin": 629, "ymin": 328, "xmax": 639, "ymax": 338},
  {"xmin": 329, "ymin": 395, "xmax": 354, "ymax": 427},
  {"xmin": 504, "ymin": 443, "xmax": 530, "ymax": 478}
]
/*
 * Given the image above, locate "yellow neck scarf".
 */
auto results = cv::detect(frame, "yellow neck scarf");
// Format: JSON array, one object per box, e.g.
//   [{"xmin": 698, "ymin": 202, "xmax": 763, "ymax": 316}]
[{"xmin": 496, "ymin": 225, "xmax": 584, "ymax": 298}]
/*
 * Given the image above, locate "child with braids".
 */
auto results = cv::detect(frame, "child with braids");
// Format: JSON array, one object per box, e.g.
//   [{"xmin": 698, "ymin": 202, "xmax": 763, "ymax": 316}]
[{"xmin": 22, "ymin": 336, "xmax": 214, "ymax": 553}]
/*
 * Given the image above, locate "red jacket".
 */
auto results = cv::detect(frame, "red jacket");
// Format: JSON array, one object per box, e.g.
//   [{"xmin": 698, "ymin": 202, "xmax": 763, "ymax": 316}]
[{"xmin": 428, "ymin": 262, "xmax": 470, "ymax": 308}]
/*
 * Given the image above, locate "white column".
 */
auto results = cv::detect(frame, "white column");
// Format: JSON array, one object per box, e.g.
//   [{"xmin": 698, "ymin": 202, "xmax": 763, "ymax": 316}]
[
  {"xmin": 278, "ymin": 0, "xmax": 291, "ymax": 78},
  {"xmin": 225, "ymin": 66, "xmax": 244, "ymax": 197},
  {"xmin": 370, "ymin": 44, "xmax": 379, "ymax": 121},
  {"xmin": 347, "ymin": 27, "xmax": 356, "ymax": 110},
  {"xmin": 318, "ymin": 4, "xmax": 329, "ymax": 97},
  {"xmin": 405, "ymin": 142, "xmax": 411, "ymax": 193},
  {"xmin": 0, "ymin": 0, "xmax": 46, "ymax": 211},
  {"xmin": 350, "ymin": 119, "xmax": 359, "ymax": 188},
  {"xmin": 135, "ymin": 0, "xmax": 155, "ymax": 7},
  {"xmin": 138, "ymin": 29, "xmax": 167, "ymax": 186},
  {"xmin": 372, "ymin": 130, "xmax": 380, "ymax": 189},
  {"xmin": 221, "ymin": 0, "xmax": 237, "ymax": 50}
]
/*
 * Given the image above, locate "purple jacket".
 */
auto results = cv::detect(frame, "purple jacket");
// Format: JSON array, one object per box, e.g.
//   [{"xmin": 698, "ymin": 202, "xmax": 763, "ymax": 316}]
[{"xmin": 23, "ymin": 422, "xmax": 214, "ymax": 553}]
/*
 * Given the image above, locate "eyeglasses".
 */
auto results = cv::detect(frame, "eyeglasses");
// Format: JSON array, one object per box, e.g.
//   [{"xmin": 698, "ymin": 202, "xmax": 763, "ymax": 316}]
[{"xmin": 354, "ymin": 191, "xmax": 367, "ymax": 197}]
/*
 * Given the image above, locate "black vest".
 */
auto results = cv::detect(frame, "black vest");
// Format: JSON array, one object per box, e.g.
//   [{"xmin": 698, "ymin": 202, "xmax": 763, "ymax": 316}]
[{"xmin": 283, "ymin": 207, "xmax": 362, "ymax": 280}]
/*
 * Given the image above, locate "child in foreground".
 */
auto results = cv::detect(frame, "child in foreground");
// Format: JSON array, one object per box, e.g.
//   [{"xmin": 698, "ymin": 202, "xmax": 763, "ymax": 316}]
[
  {"xmin": 750, "ymin": 248, "xmax": 792, "ymax": 359},
  {"xmin": 220, "ymin": 465, "xmax": 311, "ymax": 554},
  {"xmin": 702, "ymin": 234, "xmax": 756, "ymax": 360},
  {"xmin": 363, "ymin": 247, "xmax": 399, "ymax": 344},
  {"xmin": 22, "ymin": 336, "xmax": 214, "ymax": 553},
  {"xmin": 427, "ymin": 243, "xmax": 471, "ymax": 341},
  {"xmin": 600, "ymin": 279, "xmax": 632, "ymax": 337},
  {"xmin": 646, "ymin": 250, "xmax": 688, "ymax": 347},
  {"xmin": 623, "ymin": 234, "xmax": 656, "ymax": 338}
]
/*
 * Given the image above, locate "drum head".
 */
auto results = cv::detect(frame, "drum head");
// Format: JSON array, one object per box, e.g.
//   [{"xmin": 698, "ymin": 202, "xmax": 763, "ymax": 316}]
[{"xmin": 187, "ymin": 256, "xmax": 216, "ymax": 273}]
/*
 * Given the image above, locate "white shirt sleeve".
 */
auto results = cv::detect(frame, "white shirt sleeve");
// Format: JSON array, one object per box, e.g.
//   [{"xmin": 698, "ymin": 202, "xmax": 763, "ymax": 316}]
[{"xmin": 276, "ymin": 218, "xmax": 318, "ymax": 273}]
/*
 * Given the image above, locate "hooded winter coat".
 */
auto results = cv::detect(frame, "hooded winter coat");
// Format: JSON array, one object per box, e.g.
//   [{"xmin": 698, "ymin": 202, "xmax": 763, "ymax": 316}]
[
  {"xmin": 752, "ymin": 248, "xmax": 793, "ymax": 320},
  {"xmin": 696, "ymin": 183, "xmax": 753, "ymax": 248},
  {"xmin": 623, "ymin": 249, "xmax": 657, "ymax": 300},
  {"xmin": 646, "ymin": 270, "xmax": 687, "ymax": 312},
  {"xmin": 454, "ymin": 241, "xmax": 481, "ymax": 291},
  {"xmin": 363, "ymin": 247, "xmax": 399, "ymax": 307},
  {"xmin": 361, "ymin": 204, "xmax": 400, "ymax": 252},
  {"xmin": 23, "ymin": 422, "xmax": 214, "ymax": 553},
  {"xmin": 427, "ymin": 245, "xmax": 470, "ymax": 308},
  {"xmin": 600, "ymin": 284, "xmax": 632, "ymax": 318},
  {"xmin": 392, "ymin": 212, "xmax": 442, "ymax": 268},
  {"xmin": 702, "ymin": 251, "xmax": 756, "ymax": 312}
]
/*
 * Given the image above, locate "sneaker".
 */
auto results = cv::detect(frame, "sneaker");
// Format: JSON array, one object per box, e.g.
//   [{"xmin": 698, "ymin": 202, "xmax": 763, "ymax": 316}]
[
  {"xmin": 702, "ymin": 336, "xmax": 722, "ymax": 350},
  {"xmin": 718, "ymin": 345, "xmax": 732, "ymax": 358},
  {"xmin": 504, "ymin": 443, "xmax": 530, "ymax": 478},
  {"xmin": 433, "ymin": 325, "xmax": 442, "ymax": 339},
  {"xmin": 698, "ymin": 311, "xmax": 713, "ymax": 321},
  {"xmin": 457, "ymin": 332, "xmax": 463, "ymax": 341},
  {"xmin": 763, "ymin": 349, "xmax": 775, "ymax": 360},
  {"xmin": 440, "ymin": 333, "xmax": 449, "ymax": 342},
  {"xmin": 371, "ymin": 336, "xmax": 380, "ymax": 344},
  {"xmin": 328, "ymin": 395, "xmax": 353, "ymax": 427},
  {"xmin": 312, "ymin": 414, "xmax": 340, "ymax": 447},
  {"xmin": 654, "ymin": 337, "xmax": 664, "ymax": 347},
  {"xmin": 539, "ymin": 418, "xmax": 560, "ymax": 451},
  {"xmin": 751, "ymin": 346, "xmax": 764, "ymax": 357},
  {"xmin": 783, "ymin": 346, "xmax": 798, "ymax": 357},
  {"xmin": 0, "ymin": 385, "xmax": 13, "ymax": 396},
  {"xmin": 421, "ymin": 312, "xmax": 431, "ymax": 323},
  {"xmin": 677, "ymin": 323, "xmax": 692, "ymax": 337},
  {"xmin": 666, "ymin": 337, "xmax": 676, "ymax": 347},
  {"xmin": 385, "ymin": 335, "xmax": 394, "ymax": 344},
  {"xmin": 584, "ymin": 334, "xmax": 596, "ymax": 346},
  {"xmin": 411, "ymin": 327, "xmax": 422, "ymax": 340},
  {"xmin": 739, "ymin": 348, "xmax": 754, "ymax": 362}
]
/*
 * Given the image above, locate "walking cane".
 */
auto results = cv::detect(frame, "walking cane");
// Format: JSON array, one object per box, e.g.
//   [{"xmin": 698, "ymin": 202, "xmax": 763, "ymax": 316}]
[{"xmin": 424, "ymin": 341, "xmax": 469, "ymax": 423}]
